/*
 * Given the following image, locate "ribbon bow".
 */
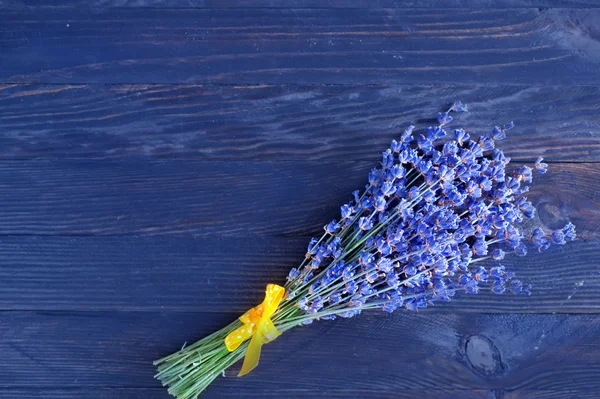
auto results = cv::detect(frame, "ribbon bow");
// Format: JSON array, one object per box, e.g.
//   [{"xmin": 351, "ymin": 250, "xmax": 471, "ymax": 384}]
[{"xmin": 225, "ymin": 284, "xmax": 285, "ymax": 376}]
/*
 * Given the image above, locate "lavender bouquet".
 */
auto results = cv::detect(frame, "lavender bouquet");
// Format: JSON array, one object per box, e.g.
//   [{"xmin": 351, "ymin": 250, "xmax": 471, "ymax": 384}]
[{"xmin": 154, "ymin": 103, "xmax": 576, "ymax": 398}]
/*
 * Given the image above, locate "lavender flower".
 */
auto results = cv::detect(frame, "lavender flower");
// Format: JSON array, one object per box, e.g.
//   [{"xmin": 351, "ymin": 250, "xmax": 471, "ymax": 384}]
[
  {"xmin": 284, "ymin": 103, "xmax": 576, "ymax": 319},
  {"xmin": 155, "ymin": 103, "xmax": 577, "ymax": 398},
  {"xmin": 534, "ymin": 157, "xmax": 548, "ymax": 174}
]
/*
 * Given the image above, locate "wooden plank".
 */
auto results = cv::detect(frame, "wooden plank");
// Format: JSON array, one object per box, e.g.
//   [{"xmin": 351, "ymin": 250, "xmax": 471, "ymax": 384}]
[
  {"xmin": 0, "ymin": 235, "xmax": 597, "ymax": 313},
  {"xmin": 1, "ymin": 84, "xmax": 600, "ymax": 162},
  {"xmin": 1, "ymin": 311, "xmax": 599, "ymax": 394},
  {"xmin": 0, "ymin": 160, "xmax": 595, "ymax": 237},
  {"xmin": 2, "ymin": 9, "xmax": 600, "ymax": 84},
  {"xmin": 506, "ymin": 391, "xmax": 600, "ymax": 399},
  {"xmin": 0, "ymin": 388, "xmax": 495, "ymax": 399},
  {"xmin": 2, "ymin": 1, "xmax": 600, "ymax": 8},
  {"xmin": 6, "ymin": 390, "xmax": 600, "ymax": 399},
  {"xmin": 0, "ymin": 389, "xmax": 173, "ymax": 399}
]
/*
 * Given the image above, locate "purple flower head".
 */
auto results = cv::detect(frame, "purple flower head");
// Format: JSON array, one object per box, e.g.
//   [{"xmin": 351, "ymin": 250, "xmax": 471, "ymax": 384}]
[
  {"xmin": 345, "ymin": 280, "xmax": 358, "ymax": 295},
  {"xmin": 438, "ymin": 112, "xmax": 453, "ymax": 125},
  {"xmin": 515, "ymin": 165, "xmax": 533, "ymax": 184},
  {"xmin": 389, "ymin": 165, "xmax": 405, "ymax": 180},
  {"xmin": 441, "ymin": 138, "xmax": 458, "ymax": 154},
  {"xmin": 417, "ymin": 159, "xmax": 433, "ymax": 174},
  {"xmin": 563, "ymin": 222, "xmax": 576, "ymax": 242},
  {"xmin": 468, "ymin": 140, "xmax": 484, "ymax": 158},
  {"xmin": 418, "ymin": 134, "xmax": 434, "ymax": 153},
  {"xmin": 404, "ymin": 263, "xmax": 417, "ymax": 276},
  {"xmin": 492, "ymin": 248, "xmax": 506, "ymax": 260},
  {"xmin": 510, "ymin": 279, "xmax": 523, "ymax": 294},
  {"xmin": 375, "ymin": 236, "xmax": 392, "ymax": 256},
  {"xmin": 374, "ymin": 196, "xmax": 387, "ymax": 213},
  {"xmin": 364, "ymin": 269, "xmax": 378, "ymax": 284},
  {"xmin": 382, "ymin": 302, "xmax": 397, "ymax": 313},
  {"xmin": 369, "ymin": 168, "xmax": 383, "ymax": 186},
  {"xmin": 492, "ymin": 281, "xmax": 506, "ymax": 295},
  {"xmin": 531, "ymin": 227, "xmax": 550, "ymax": 251},
  {"xmin": 459, "ymin": 274, "xmax": 480, "ymax": 294},
  {"xmin": 478, "ymin": 135, "xmax": 495, "ymax": 151},
  {"xmin": 514, "ymin": 242, "xmax": 527, "ymax": 256},
  {"xmin": 359, "ymin": 250, "xmax": 375, "ymax": 266},
  {"xmin": 325, "ymin": 220, "xmax": 341, "ymax": 235},
  {"xmin": 551, "ymin": 229, "xmax": 566, "ymax": 245},
  {"xmin": 428, "ymin": 125, "xmax": 447, "ymax": 140},
  {"xmin": 286, "ymin": 103, "xmax": 575, "ymax": 323},
  {"xmin": 493, "ymin": 149, "xmax": 510, "ymax": 165},
  {"xmin": 475, "ymin": 267, "xmax": 489, "ymax": 284},
  {"xmin": 406, "ymin": 148, "xmax": 420, "ymax": 165},
  {"xmin": 381, "ymin": 181, "xmax": 397, "ymax": 197},
  {"xmin": 490, "ymin": 265, "xmax": 506, "ymax": 279},
  {"xmin": 382, "ymin": 150, "xmax": 394, "ymax": 169},
  {"xmin": 361, "ymin": 197, "xmax": 374, "ymax": 211},
  {"xmin": 515, "ymin": 197, "xmax": 535, "ymax": 219},
  {"xmin": 307, "ymin": 237, "xmax": 319, "ymax": 254},
  {"xmin": 450, "ymin": 101, "xmax": 468, "ymax": 112},
  {"xmin": 473, "ymin": 238, "xmax": 488, "ymax": 256},
  {"xmin": 400, "ymin": 126, "xmax": 415, "ymax": 144},
  {"xmin": 340, "ymin": 204, "xmax": 353, "ymax": 219},
  {"xmin": 454, "ymin": 128, "xmax": 469, "ymax": 145},
  {"xmin": 330, "ymin": 291, "xmax": 343, "ymax": 304},
  {"xmin": 478, "ymin": 176, "xmax": 493, "ymax": 191},
  {"xmin": 358, "ymin": 216, "xmax": 374, "ymax": 231},
  {"xmin": 534, "ymin": 157, "xmax": 548, "ymax": 174},
  {"xmin": 459, "ymin": 148, "xmax": 476, "ymax": 165},
  {"xmin": 287, "ymin": 267, "xmax": 301, "ymax": 282},
  {"xmin": 492, "ymin": 126, "xmax": 506, "ymax": 141},
  {"xmin": 342, "ymin": 266, "xmax": 355, "ymax": 282}
]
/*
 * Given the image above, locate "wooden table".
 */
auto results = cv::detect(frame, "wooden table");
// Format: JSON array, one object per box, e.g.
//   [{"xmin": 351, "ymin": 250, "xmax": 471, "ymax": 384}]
[{"xmin": 1, "ymin": 2, "xmax": 599, "ymax": 398}]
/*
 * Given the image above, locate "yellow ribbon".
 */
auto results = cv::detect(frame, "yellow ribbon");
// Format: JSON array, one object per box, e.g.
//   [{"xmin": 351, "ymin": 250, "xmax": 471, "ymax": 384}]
[{"xmin": 224, "ymin": 283, "xmax": 285, "ymax": 376}]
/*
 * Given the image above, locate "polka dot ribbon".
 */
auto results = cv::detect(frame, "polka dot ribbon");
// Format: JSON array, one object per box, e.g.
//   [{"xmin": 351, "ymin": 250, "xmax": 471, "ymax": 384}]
[{"xmin": 224, "ymin": 283, "xmax": 285, "ymax": 376}]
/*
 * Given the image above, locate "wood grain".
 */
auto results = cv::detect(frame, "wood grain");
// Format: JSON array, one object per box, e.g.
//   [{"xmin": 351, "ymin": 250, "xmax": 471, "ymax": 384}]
[
  {"xmin": 1, "ymin": 311, "xmax": 599, "ymax": 395},
  {"xmin": 4, "ymin": 1, "xmax": 600, "ymax": 9},
  {"xmin": 506, "ymin": 391, "xmax": 600, "ymax": 399},
  {"xmin": 0, "ymin": 389, "xmax": 174, "ymax": 399},
  {"xmin": 1, "ymin": 84, "xmax": 599, "ymax": 162},
  {"xmin": 0, "ymin": 388, "xmax": 497, "ymax": 399},
  {"xmin": 0, "ymin": 1, "xmax": 598, "ymax": 397},
  {"xmin": 0, "ymin": 235, "xmax": 597, "ymax": 313},
  {"xmin": 0, "ymin": 160, "xmax": 595, "ymax": 237},
  {"xmin": 0, "ymin": 390, "xmax": 594, "ymax": 399},
  {"xmin": 3, "ymin": 8, "xmax": 600, "ymax": 84}
]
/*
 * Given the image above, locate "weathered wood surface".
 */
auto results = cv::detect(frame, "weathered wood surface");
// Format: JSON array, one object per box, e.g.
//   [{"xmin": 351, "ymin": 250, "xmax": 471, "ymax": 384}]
[
  {"xmin": 2, "ymin": 391, "xmax": 599, "ymax": 399},
  {"xmin": 1, "ymin": 390, "xmax": 597, "ymax": 399},
  {"xmin": 0, "ymin": 160, "xmax": 595, "ymax": 236},
  {"xmin": 0, "ymin": 391, "xmax": 497, "ymax": 399},
  {"xmin": 0, "ymin": 311, "xmax": 599, "ymax": 397},
  {"xmin": 3, "ymin": 8, "xmax": 600, "ymax": 84},
  {"xmin": 1, "ymin": 84, "xmax": 599, "ymax": 162},
  {"xmin": 0, "ymin": 235, "xmax": 596, "ymax": 313},
  {"xmin": 1, "ymin": 3, "xmax": 599, "ymax": 398},
  {"xmin": 4, "ymin": 1, "xmax": 600, "ymax": 8}
]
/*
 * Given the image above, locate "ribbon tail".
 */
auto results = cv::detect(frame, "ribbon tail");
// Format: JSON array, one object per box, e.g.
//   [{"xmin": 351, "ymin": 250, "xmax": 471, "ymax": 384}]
[{"xmin": 238, "ymin": 330, "xmax": 263, "ymax": 377}]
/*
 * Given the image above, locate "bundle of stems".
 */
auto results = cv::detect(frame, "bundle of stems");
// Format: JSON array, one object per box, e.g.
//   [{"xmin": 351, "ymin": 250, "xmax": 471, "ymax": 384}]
[{"xmin": 154, "ymin": 103, "xmax": 576, "ymax": 398}]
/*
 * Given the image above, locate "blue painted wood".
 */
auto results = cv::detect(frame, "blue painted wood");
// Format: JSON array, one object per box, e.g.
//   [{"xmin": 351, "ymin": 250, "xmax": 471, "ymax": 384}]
[
  {"xmin": 0, "ymin": 235, "xmax": 597, "ymax": 313},
  {"xmin": 2, "ymin": 8, "xmax": 600, "ymax": 84},
  {"xmin": 3, "ymin": 1, "xmax": 600, "ymax": 8},
  {"xmin": 0, "ymin": 4, "xmax": 599, "ymax": 399},
  {"xmin": 1, "ymin": 311, "xmax": 600, "ymax": 396},
  {"xmin": 0, "ymin": 160, "xmax": 594, "ymax": 237},
  {"xmin": 1, "ymin": 84, "xmax": 599, "ymax": 162}
]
